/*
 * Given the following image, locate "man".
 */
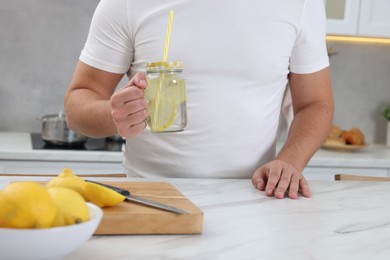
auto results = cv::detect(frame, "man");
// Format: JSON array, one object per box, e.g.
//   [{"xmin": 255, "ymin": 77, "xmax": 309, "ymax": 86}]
[{"xmin": 65, "ymin": 0, "xmax": 334, "ymax": 199}]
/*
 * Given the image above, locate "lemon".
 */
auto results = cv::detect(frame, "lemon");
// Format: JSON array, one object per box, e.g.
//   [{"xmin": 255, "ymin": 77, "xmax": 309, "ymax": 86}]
[
  {"xmin": 46, "ymin": 168, "xmax": 88, "ymax": 200},
  {"xmin": 144, "ymin": 78, "xmax": 159, "ymax": 102},
  {"xmin": 46, "ymin": 168, "xmax": 125, "ymax": 208},
  {"xmin": 85, "ymin": 182, "xmax": 125, "ymax": 208},
  {"xmin": 47, "ymin": 187, "xmax": 90, "ymax": 226},
  {"xmin": 147, "ymin": 98, "xmax": 177, "ymax": 132},
  {"xmin": 145, "ymin": 75, "xmax": 186, "ymax": 132},
  {"xmin": 0, "ymin": 182, "xmax": 57, "ymax": 228},
  {"xmin": 165, "ymin": 78, "xmax": 186, "ymax": 104},
  {"xmin": 145, "ymin": 77, "xmax": 186, "ymax": 104},
  {"xmin": 0, "ymin": 192, "xmax": 20, "ymax": 228}
]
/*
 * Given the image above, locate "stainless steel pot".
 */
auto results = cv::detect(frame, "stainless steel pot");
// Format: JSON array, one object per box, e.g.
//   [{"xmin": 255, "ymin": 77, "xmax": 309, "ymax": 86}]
[{"xmin": 38, "ymin": 111, "xmax": 88, "ymax": 146}]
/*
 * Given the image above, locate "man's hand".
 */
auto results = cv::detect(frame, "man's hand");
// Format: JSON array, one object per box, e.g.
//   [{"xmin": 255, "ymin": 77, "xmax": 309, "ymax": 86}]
[
  {"xmin": 110, "ymin": 72, "xmax": 148, "ymax": 137},
  {"xmin": 251, "ymin": 67, "xmax": 333, "ymax": 200},
  {"xmin": 251, "ymin": 160, "xmax": 311, "ymax": 199}
]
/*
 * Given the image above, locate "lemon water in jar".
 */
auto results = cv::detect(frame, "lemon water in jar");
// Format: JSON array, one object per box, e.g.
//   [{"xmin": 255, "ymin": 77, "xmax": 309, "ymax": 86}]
[{"xmin": 145, "ymin": 61, "xmax": 187, "ymax": 132}]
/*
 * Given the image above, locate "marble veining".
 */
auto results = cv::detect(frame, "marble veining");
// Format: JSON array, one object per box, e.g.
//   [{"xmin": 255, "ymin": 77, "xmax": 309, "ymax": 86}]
[{"xmin": 1, "ymin": 176, "xmax": 390, "ymax": 259}]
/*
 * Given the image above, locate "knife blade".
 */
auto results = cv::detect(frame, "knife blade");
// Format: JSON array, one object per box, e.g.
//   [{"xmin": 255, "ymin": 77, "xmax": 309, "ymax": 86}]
[{"xmin": 85, "ymin": 180, "xmax": 187, "ymax": 214}]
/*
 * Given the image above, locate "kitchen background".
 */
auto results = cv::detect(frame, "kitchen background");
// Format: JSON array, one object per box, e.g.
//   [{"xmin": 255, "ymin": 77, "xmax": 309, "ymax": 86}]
[{"xmin": 0, "ymin": 0, "xmax": 389, "ymax": 144}]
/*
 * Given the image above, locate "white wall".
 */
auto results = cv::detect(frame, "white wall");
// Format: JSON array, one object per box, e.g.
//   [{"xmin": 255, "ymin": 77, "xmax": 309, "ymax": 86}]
[{"xmin": 326, "ymin": 40, "xmax": 390, "ymax": 144}]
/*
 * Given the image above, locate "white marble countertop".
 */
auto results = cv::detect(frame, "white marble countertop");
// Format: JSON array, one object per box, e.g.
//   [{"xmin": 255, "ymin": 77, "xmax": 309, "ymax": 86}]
[
  {"xmin": 1, "ymin": 176, "xmax": 389, "ymax": 260},
  {"xmin": 1, "ymin": 131, "xmax": 390, "ymax": 169},
  {"xmin": 308, "ymin": 143, "xmax": 390, "ymax": 169}
]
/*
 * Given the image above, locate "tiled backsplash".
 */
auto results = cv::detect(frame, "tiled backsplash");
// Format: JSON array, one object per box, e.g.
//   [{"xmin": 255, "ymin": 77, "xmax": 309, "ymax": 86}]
[{"xmin": 1, "ymin": 1, "xmax": 390, "ymax": 144}]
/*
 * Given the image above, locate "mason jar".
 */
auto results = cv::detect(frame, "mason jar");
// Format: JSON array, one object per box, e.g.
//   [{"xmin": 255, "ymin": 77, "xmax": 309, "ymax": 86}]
[{"xmin": 145, "ymin": 61, "xmax": 187, "ymax": 133}]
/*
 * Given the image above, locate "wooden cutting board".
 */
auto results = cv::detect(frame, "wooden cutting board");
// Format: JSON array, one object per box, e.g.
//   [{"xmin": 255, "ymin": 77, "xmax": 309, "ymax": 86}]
[{"xmin": 94, "ymin": 181, "xmax": 203, "ymax": 235}]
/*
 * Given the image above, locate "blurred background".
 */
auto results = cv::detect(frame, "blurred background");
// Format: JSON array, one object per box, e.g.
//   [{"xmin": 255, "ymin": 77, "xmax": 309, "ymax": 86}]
[{"xmin": 1, "ymin": 0, "xmax": 390, "ymax": 144}]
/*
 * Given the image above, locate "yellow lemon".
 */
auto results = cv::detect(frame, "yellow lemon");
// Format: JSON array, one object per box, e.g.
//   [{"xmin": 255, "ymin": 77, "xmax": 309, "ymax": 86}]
[
  {"xmin": 0, "ymin": 192, "xmax": 21, "ymax": 228},
  {"xmin": 85, "ymin": 182, "xmax": 125, "ymax": 208},
  {"xmin": 47, "ymin": 187, "xmax": 90, "ymax": 227},
  {"xmin": 165, "ymin": 77, "xmax": 186, "ymax": 104},
  {"xmin": 145, "ymin": 75, "xmax": 186, "ymax": 132},
  {"xmin": 147, "ymin": 98, "xmax": 177, "ymax": 132},
  {"xmin": 145, "ymin": 76, "xmax": 186, "ymax": 104},
  {"xmin": 0, "ymin": 182, "xmax": 57, "ymax": 228},
  {"xmin": 46, "ymin": 168, "xmax": 88, "ymax": 200}
]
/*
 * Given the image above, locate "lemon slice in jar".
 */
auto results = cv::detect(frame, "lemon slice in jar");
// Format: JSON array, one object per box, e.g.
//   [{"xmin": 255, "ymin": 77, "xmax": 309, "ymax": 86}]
[
  {"xmin": 145, "ymin": 77, "xmax": 186, "ymax": 104},
  {"xmin": 165, "ymin": 78, "xmax": 186, "ymax": 104},
  {"xmin": 147, "ymin": 97, "xmax": 177, "ymax": 132}
]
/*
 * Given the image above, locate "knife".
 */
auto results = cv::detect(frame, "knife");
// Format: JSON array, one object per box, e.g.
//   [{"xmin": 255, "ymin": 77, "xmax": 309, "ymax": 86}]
[{"xmin": 85, "ymin": 180, "xmax": 187, "ymax": 214}]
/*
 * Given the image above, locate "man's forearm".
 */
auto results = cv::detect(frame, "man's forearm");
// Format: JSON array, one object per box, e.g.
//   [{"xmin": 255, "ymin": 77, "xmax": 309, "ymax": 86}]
[
  {"xmin": 276, "ymin": 101, "xmax": 333, "ymax": 172},
  {"xmin": 65, "ymin": 89, "xmax": 118, "ymax": 138}
]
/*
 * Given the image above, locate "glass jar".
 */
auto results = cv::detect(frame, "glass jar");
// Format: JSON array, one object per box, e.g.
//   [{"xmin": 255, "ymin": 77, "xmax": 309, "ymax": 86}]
[{"xmin": 145, "ymin": 61, "xmax": 187, "ymax": 133}]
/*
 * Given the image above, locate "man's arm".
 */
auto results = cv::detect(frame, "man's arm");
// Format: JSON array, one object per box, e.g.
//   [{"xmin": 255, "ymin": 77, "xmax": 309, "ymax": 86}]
[
  {"xmin": 279, "ymin": 67, "xmax": 334, "ymax": 171},
  {"xmin": 252, "ymin": 67, "xmax": 334, "ymax": 199},
  {"xmin": 64, "ymin": 61, "xmax": 148, "ymax": 138}
]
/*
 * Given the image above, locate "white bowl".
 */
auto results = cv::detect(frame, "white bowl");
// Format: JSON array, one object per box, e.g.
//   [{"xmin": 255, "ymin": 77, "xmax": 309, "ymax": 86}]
[{"xmin": 0, "ymin": 202, "xmax": 103, "ymax": 260}]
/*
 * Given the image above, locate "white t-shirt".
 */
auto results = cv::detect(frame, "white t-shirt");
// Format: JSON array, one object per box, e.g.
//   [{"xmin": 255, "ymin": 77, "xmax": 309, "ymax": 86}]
[{"xmin": 80, "ymin": 0, "xmax": 329, "ymax": 178}]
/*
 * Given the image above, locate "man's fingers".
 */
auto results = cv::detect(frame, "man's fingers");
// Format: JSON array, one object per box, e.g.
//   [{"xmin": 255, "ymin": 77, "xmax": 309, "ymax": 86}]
[
  {"xmin": 108, "ymin": 72, "xmax": 149, "ymax": 138},
  {"xmin": 252, "ymin": 160, "xmax": 310, "ymax": 200},
  {"xmin": 110, "ymin": 88, "xmax": 148, "ymax": 138},
  {"xmin": 116, "ymin": 110, "xmax": 148, "ymax": 137},
  {"xmin": 264, "ymin": 167, "xmax": 282, "ymax": 197},
  {"xmin": 121, "ymin": 121, "xmax": 146, "ymax": 137},
  {"xmin": 114, "ymin": 106, "xmax": 147, "ymax": 131},
  {"xmin": 252, "ymin": 176, "xmax": 266, "ymax": 191},
  {"xmin": 252, "ymin": 168, "xmax": 268, "ymax": 191},
  {"xmin": 287, "ymin": 174, "xmax": 300, "ymax": 199},
  {"xmin": 128, "ymin": 72, "xmax": 148, "ymax": 89},
  {"xmin": 274, "ymin": 171, "xmax": 292, "ymax": 199},
  {"xmin": 111, "ymin": 97, "xmax": 147, "ymax": 119},
  {"xmin": 299, "ymin": 179, "xmax": 312, "ymax": 198},
  {"xmin": 111, "ymin": 87, "xmax": 145, "ymax": 107}
]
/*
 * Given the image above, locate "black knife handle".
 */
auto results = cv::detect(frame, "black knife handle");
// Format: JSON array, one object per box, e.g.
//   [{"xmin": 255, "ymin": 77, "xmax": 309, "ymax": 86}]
[{"xmin": 86, "ymin": 180, "xmax": 130, "ymax": 196}]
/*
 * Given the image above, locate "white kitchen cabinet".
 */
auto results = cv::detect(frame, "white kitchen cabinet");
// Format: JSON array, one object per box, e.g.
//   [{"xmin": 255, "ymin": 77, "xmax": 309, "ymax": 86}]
[
  {"xmin": 0, "ymin": 160, "xmax": 124, "ymax": 175},
  {"xmin": 303, "ymin": 166, "xmax": 389, "ymax": 181},
  {"xmin": 325, "ymin": 0, "xmax": 360, "ymax": 35},
  {"xmin": 324, "ymin": 0, "xmax": 390, "ymax": 37},
  {"xmin": 359, "ymin": 0, "xmax": 390, "ymax": 37}
]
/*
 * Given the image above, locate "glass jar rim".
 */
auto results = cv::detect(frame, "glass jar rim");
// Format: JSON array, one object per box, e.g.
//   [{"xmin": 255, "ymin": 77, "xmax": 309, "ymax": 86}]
[{"xmin": 146, "ymin": 61, "xmax": 183, "ymax": 71}]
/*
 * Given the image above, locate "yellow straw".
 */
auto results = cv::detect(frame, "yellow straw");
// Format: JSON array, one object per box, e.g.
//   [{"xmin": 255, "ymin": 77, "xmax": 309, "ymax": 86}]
[
  {"xmin": 163, "ymin": 10, "xmax": 174, "ymax": 62},
  {"xmin": 153, "ymin": 10, "xmax": 175, "ymax": 131}
]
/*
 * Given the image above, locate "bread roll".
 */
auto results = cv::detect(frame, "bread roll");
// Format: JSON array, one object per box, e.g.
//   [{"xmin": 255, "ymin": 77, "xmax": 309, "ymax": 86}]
[
  {"xmin": 341, "ymin": 128, "xmax": 365, "ymax": 145},
  {"xmin": 324, "ymin": 137, "xmax": 346, "ymax": 146},
  {"xmin": 327, "ymin": 124, "xmax": 343, "ymax": 139}
]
